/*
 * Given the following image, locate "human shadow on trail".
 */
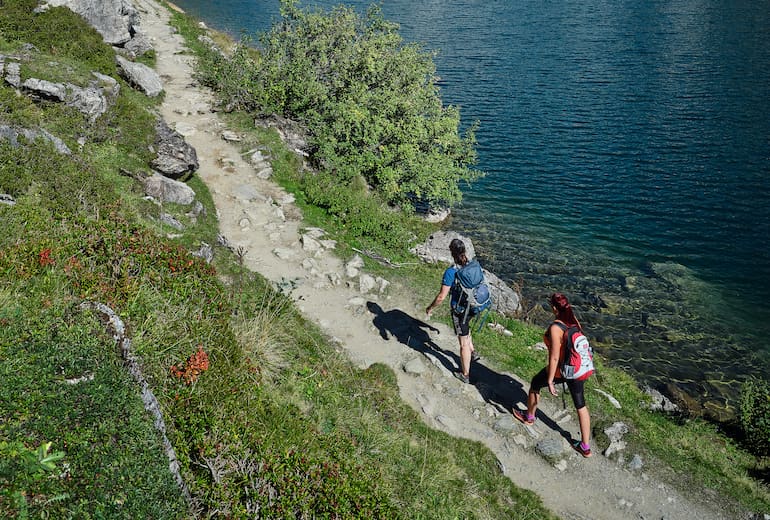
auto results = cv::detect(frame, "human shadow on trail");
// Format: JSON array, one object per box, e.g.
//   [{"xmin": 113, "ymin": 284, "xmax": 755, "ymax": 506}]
[
  {"xmin": 366, "ymin": 302, "xmax": 572, "ymax": 440},
  {"xmin": 366, "ymin": 301, "xmax": 456, "ymax": 374},
  {"xmin": 472, "ymin": 362, "xmax": 573, "ymax": 441}
]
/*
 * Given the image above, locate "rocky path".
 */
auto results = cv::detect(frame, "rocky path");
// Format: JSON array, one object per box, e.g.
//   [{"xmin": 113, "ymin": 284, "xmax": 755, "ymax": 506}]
[{"xmin": 134, "ymin": 1, "xmax": 734, "ymax": 518}]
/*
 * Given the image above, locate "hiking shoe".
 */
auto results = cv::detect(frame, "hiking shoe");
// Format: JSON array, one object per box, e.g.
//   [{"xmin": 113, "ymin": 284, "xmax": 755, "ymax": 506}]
[
  {"xmin": 512, "ymin": 409, "xmax": 535, "ymax": 426},
  {"xmin": 572, "ymin": 440, "xmax": 592, "ymax": 458},
  {"xmin": 471, "ymin": 351, "xmax": 481, "ymax": 363},
  {"xmin": 453, "ymin": 371, "xmax": 470, "ymax": 384}
]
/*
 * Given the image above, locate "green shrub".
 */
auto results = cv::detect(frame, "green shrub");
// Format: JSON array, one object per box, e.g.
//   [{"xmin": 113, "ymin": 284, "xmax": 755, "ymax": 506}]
[
  {"xmin": 197, "ymin": 0, "xmax": 481, "ymax": 209},
  {"xmin": 739, "ymin": 377, "xmax": 770, "ymax": 457}
]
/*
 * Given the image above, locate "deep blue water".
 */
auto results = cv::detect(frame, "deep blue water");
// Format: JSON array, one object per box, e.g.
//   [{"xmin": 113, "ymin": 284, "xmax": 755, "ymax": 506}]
[{"xmin": 171, "ymin": 0, "xmax": 770, "ymax": 416}]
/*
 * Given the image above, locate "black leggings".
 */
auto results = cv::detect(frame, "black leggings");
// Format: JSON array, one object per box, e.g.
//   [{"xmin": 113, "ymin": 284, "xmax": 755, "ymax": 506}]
[{"xmin": 529, "ymin": 367, "xmax": 586, "ymax": 409}]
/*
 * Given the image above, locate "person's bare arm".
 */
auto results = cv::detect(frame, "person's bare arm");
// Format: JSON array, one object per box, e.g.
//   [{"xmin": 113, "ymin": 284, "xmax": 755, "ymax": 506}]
[
  {"xmin": 426, "ymin": 285, "xmax": 451, "ymax": 318},
  {"xmin": 546, "ymin": 324, "xmax": 563, "ymax": 396}
]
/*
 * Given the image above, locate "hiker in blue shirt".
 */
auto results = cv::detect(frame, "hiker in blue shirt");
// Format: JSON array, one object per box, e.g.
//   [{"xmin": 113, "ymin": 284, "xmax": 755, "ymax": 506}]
[{"xmin": 425, "ymin": 238, "xmax": 480, "ymax": 384}]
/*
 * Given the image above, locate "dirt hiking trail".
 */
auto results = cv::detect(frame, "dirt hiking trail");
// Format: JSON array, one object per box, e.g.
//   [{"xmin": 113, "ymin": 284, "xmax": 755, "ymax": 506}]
[{"xmin": 134, "ymin": 1, "xmax": 737, "ymax": 518}]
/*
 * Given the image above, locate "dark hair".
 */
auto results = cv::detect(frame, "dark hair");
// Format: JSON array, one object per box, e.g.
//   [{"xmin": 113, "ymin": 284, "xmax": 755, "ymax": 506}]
[
  {"xmin": 549, "ymin": 292, "xmax": 581, "ymax": 329},
  {"xmin": 449, "ymin": 238, "xmax": 469, "ymax": 266}
]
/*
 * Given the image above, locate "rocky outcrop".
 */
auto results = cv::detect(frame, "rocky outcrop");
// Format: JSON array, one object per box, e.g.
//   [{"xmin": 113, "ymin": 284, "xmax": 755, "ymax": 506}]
[
  {"xmin": 1, "ymin": 56, "xmax": 22, "ymax": 88},
  {"xmin": 255, "ymin": 115, "xmax": 311, "ymax": 158},
  {"xmin": 411, "ymin": 230, "xmax": 477, "ymax": 264},
  {"xmin": 20, "ymin": 76, "xmax": 115, "ymax": 121},
  {"xmin": 142, "ymin": 173, "xmax": 196, "ymax": 205},
  {"xmin": 151, "ymin": 119, "xmax": 199, "ymax": 180},
  {"xmin": 0, "ymin": 124, "xmax": 71, "ymax": 155},
  {"xmin": 36, "ymin": 0, "xmax": 139, "ymax": 45},
  {"xmin": 3, "ymin": 53, "xmax": 120, "ymax": 121},
  {"xmin": 116, "ymin": 55, "xmax": 163, "ymax": 97}
]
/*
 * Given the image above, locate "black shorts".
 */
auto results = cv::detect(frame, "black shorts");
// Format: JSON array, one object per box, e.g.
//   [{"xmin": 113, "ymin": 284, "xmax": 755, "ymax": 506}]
[
  {"xmin": 530, "ymin": 367, "xmax": 586, "ymax": 409},
  {"xmin": 451, "ymin": 310, "xmax": 473, "ymax": 337}
]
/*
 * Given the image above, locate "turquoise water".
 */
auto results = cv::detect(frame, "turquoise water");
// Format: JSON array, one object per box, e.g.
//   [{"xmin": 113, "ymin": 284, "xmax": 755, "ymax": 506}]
[{"xmin": 172, "ymin": 0, "xmax": 770, "ymax": 417}]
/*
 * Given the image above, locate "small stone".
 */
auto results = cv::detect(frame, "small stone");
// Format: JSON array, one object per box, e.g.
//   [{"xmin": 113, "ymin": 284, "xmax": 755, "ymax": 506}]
[
  {"xmin": 272, "ymin": 248, "xmax": 296, "ymax": 260},
  {"xmin": 221, "ymin": 130, "xmax": 241, "ymax": 141},
  {"xmin": 359, "ymin": 274, "xmax": 377, "ymax": 294},
  {"xmin": 404, "ymin": 357, "xmax": 427, "ymax": 375},
  {"xmin": 347, "ymin": 296, "xmax": 366, "ymax": 307},
  {"xmin": 628, "ymin": 454, "xmax": 643, "ymax": 471}
]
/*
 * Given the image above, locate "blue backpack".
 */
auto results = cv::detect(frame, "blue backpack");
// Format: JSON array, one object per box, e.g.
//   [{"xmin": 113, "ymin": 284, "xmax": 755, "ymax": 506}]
[{"xmin": 450, "ymin": 259, "xmax": 492, "ymax": 320}]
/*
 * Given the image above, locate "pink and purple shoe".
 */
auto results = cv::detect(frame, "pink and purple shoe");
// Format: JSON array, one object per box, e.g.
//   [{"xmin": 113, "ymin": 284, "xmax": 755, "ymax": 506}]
[{"xmin": 512, "ymin": 409, "xmax": 535, "ymax": 425}]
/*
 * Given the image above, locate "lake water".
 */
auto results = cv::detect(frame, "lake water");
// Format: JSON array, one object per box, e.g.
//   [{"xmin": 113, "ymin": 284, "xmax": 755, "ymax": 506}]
[{"xmin": 170, "ymin": 0, "xmax": 770, "ymax": 419}]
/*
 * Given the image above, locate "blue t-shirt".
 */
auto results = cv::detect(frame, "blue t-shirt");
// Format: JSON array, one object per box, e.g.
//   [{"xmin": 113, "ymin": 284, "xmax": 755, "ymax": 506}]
[{"xmin": 442, "ymin": 265, "xmax": 460, "ymax": 307}]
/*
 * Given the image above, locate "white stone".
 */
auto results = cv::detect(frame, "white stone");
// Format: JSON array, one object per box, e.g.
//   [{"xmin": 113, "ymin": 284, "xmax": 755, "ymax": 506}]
[
  {"xmin": 347, "ymin": 254, "xmax": 365, "ymax": 269},
  {"xmin": 376, "ymin": 276, "xmax": 390, "ymax": 294},
  {"xmin": 300, "ymin": 234, "xmax": 322, "ymax": 252},
  {"xmin": 174, "ymin": 122, "xmax": 196, "ymax": 136},
  {"xmin": 221, "ymin": 130, "xmax": 241, "ymax": 141},
  {"xmin": 359, "ymin": 274, "xmax": 377, "ymax": 294}
]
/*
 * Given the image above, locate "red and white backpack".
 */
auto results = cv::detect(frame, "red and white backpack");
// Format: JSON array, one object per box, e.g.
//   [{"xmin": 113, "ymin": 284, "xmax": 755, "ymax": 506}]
[{"xmin": 555, "ymin": 322, "xmax": 595, "ymax": 381}]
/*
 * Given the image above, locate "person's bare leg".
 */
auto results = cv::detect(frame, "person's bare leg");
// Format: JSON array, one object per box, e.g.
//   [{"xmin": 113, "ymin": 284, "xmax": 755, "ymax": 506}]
[
  {"xmin": 576, "ymin": 406, "xmax": 591, "ymax": 445},
  {"xmin": 458, "ymin": 334, "xmax": 472, "ymax": 376},
  {"xmin": 526, "ymin": 390, "xmax": 539, "ymax": 417}
]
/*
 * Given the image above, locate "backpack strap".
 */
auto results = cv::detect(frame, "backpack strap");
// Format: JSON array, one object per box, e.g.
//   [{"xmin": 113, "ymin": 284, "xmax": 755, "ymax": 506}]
[
  {"xmin": 552, "ymin": 321, "xmax": 568, "ymax": 332},
  {"xmin": 549, "ymin": 321, "xmax": 569, "ymax": 366}
]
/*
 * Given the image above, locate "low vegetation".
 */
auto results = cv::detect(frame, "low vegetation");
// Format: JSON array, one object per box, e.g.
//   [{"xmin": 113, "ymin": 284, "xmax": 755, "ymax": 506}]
[
  {"xmin": 0, "ymin": 0, "xmax": 767, "ymax": 518},
  {"xmin": 0, "ymin": 1, "xmax": 551, "ymax": 518}
]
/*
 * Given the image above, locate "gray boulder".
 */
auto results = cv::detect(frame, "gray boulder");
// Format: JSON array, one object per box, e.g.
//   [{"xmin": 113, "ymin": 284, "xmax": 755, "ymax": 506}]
[
  {"xmin": 644, "ymin": 386, "xmax": 680, "ymax": 414},
  {"xmin": 411, "ymin": 230, "xmax": 521, "ymax": 315},
  {"xmin": 151, "ymin": 120, "xmax": 199, "ymax": 180},
  {"xmin": 116, "ymin": 55, "xmax": 162, "ymax": 97},
  {"xmin": 20, "ymin": 77, "xmax": 110, "ymax": 121},
  {"xmin": 411, "ymin": 230, "xmax": 477, "ymax": 264},
  {"xmin": 91, "ymin": 72, "xmax": 120, "ymax": 100},
  {"xmin": 65, "ymin": 85, "xmax": 108, "ymax": 121},
  {"xmin": 3, "ymin": 59, "xmax": 21, "ymax": 88},
  {"xmin": 142, "ymin": 173, "xmax": 196, "ymax": 205},
  {"xmin": 122, "ymin": 31, "xmax": 153, "ymax": 58},
  {"xmin": 0, "ymin": 125, "xmax": 71, "ymax": 155},
  {"xmin": 485, "ymin": 270, "xmax": 522, "ymax": 315},
  {"xmin": 37, "ymin": 0, "xmax": 138, "ymax": 45},
  {"xmin": 255, "ymin": 114, "xmax": 311, "ymax": 157},
  {"xmin": 21, "ymin": 78, "xmax": 67, "ymax": 101}
]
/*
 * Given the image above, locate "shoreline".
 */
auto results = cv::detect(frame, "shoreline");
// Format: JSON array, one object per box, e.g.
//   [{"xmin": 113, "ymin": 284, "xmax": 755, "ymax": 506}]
[{"xmin": 459, "ymin": 216, "xmax": 761, "ymax": 422}]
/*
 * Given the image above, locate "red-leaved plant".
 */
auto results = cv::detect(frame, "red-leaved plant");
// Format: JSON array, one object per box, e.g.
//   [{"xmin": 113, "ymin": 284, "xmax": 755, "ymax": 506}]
[{"xmin": 170, "ymin": 345, "xmax": 210, "ymax": 385}]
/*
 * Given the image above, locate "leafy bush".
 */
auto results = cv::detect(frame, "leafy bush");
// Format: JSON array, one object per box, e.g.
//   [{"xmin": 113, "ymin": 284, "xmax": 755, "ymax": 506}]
[
  {"xmin": 197, "ymin": 0, "xmax": 481, "ymax": 209},
  {"xmin": 301, "ymin": 170, "xmax": 417, "ymax": 253},
  {"xmin": 739, "ymin": 377, "xmax": 770, "ymax": 456}
]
